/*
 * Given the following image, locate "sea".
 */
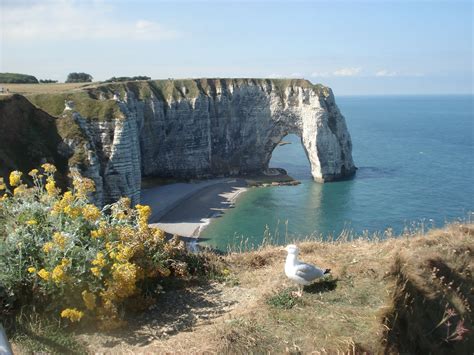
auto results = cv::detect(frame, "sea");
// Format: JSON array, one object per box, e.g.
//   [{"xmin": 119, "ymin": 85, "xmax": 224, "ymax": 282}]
[{"xmin": 201, "ymin": 95, "xmax": 474, "ymax": 250}]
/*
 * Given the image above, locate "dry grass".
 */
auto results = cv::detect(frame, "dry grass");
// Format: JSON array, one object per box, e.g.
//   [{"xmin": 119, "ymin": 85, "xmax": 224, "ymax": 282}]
[
  {"xmin": 11, "ymin": 223, "xmax": 473, "ymax": 353},
  {"xmin": 0, "ymin": 82, "xmax": 98, "ymax": 95}
]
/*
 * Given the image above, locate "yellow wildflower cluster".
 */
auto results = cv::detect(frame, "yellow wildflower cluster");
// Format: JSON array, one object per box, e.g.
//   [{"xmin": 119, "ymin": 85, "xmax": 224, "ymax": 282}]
[
  {"xmin": 1, "ymin": 165, "xmax": 195, "ymax": 330},
  {"xmin": 13, "ymin": 184, "xmax": 28, "ymax": 197},
  {"xmin": 60, "ymin": 308, "xmax": 83, "ymax": 322},
  {"xmin": 82, "ymin": 290, "xmax": 96, "ymax": 310},
  {"xmin": 63, "ymin": 205, "xmax": 81, "ymax": 218},
  {"xmin": 28, "ymin": 169, "xmax": 39, "ymax": 177},
  {"xmin": 42, "ymin": 242, "xmax": 54, "ymax": 253},
  {"xmin": 135, "ymin": 204, "xmax": 151, "ymax": 230},
  {"xmin": 51, "ymin": 191, "xmax": 75, "ymax": 215},
  {"xmin": 72, "ymin": 173, "xmax": 95, "ymax": 199},
  {"xmin": 52, "ymin": 259, "xmax": 70, "ymax": 284},
  {"xmin": 45, "ymin": 177, "xmax": 58, "ymax": 196},
  {"xmin": 112, "ymin": 197, "xmax": 131, "ymax": 220},
  {"xmin": 82, "ymin": 204, "xmax": 101, "ymax": 222},
  {"xmin": 105, "ymin": 262, "xmax": 138, "ymax": 299},
  {"xmin": 90, "ymin": 228, "xmax": 105, "ymax": 238},
  {"xmin": 41, "ymin": 163, "xmax": 57, "ymax": 174},
  {"xmin": 92, "ymin": 252, "xmax": 107, "ymax": 267},
  {"xmin": 53, "ymin": 232, "xmax": 67, "ymax": 250},
  {"xmin": 38, "ymin": 268, "xmax": 50, "ymax": 280},
  {"xmin": 9, "ymin": 171, "xmax": 22, "ymax": 187}
]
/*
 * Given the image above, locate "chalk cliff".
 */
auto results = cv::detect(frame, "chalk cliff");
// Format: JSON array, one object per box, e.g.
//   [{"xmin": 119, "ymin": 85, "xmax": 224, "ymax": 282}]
[{"xmin": 24, "ymin": 79, "xmax": 355, "ymax": 205}]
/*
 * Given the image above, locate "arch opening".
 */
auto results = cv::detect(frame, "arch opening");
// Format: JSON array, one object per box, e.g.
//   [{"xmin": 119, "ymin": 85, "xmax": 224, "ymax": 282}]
[{"xmin": 268, "ymin": 133, "xmax": 313, "ymax": 180}]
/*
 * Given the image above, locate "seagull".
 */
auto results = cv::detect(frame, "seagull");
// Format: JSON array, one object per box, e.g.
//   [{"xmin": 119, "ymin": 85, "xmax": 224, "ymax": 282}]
[{"xmin": 284, "ymin": 244, "xmax": 330, "ymax": 297}]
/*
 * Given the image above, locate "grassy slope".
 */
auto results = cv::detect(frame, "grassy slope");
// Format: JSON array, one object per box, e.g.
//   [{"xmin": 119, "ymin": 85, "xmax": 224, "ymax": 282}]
[{"xmin": 15, "ymin": 223, "xmax": 465, "ymax": 354}]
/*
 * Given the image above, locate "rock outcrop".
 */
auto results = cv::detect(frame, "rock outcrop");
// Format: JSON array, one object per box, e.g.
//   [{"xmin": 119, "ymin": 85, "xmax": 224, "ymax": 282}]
[{"xmin": 24, "ymin": 79, "xmax": 356, "ymax": 205}]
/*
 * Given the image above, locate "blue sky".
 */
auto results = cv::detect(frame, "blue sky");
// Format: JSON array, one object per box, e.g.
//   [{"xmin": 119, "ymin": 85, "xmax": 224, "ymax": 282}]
[{"xmin": 1, "ymin": 0, "xmax": 472, "ymax": 95}]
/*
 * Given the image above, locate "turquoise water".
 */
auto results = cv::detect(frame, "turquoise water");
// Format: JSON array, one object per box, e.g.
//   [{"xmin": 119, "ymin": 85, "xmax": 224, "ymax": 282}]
[{"xmin": 201, "ymin": 95, "xmax": 474, "ymax": 249}]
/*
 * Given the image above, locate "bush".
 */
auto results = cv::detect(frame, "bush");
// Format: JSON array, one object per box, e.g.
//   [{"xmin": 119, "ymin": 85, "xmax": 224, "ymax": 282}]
[
  {"xmin": 65, "ymin": 73, "xmax": 93, "ymax": 83},
  {"xmin": 103, "ymin": 76, "xmax": 151, "ymax": 83},
  {"xmin": 0, "ymin": 164, "xmax": 194, "ymax": 330},
  {"xmin": 0, "ymin": 73, "xmax": 39, "ymax": 84},
  {"xmin": 39, "ymin": 79, "xmax": 58, "ymax": 84}
]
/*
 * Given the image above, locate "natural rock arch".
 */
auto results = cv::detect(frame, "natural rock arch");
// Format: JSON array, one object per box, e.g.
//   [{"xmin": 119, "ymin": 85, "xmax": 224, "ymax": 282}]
[{"xmin": 27, "ymin": 79, "xmax": 356, "ymax": 205}]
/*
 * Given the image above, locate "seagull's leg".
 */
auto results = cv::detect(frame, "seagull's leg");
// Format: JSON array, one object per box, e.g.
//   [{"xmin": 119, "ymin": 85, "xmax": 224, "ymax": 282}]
[{"xmin": 298, "ymin": 285, "xmax": 303, "ymax": 297}]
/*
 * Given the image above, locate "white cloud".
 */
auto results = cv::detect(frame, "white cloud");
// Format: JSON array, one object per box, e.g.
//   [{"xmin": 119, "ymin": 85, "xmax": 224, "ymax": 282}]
[
  {"xmin": 2, "ymin": 0, "xmax": 178, "ymax": 41},
  {"xmin": 311, "ymin": 71, "xmax": 330, "ymax": 78},
  {"xmin": 375, "ymin": 69, "xmax": 397, "ymax": 77},
  {"xmin": 333, "ymin": 67, "xmax": 362, "ymax": 77},
  {"xmin": 289, "ymin": 72, "xmax": 303, "ymax": 78},
  {"xmin": 268, "ymin": 73, "xmax": 284, "ymax": 79}
]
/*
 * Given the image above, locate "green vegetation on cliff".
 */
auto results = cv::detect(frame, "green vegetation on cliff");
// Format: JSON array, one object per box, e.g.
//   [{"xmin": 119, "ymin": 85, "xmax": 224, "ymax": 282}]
[
  {"xmin": 0, "ymin": 73, "xmax": 39, "ymax": 84},
  {"xmin": 27, "ymin": 92, "xmax": 123, "ymax": 121}
]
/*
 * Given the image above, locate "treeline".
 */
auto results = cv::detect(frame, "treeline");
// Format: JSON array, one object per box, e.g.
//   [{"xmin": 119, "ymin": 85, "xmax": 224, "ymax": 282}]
[
  {"xmin": 66, "ymin": 72, "xmax": 93, "ymax": 83},
  {"xmin": 1, "ymin": 72, "xmax": 152, "ymax": 84},
  {"xmin": 0, "ymin": 73, "xmax": 57, "ymax": 84},
  {"xmin": 103, "ymin": 76, "xmax": 151, "ymax": 83},
  {"xmin": 0, "ymin": 73, "xmax": 39, "ymax": 83}
]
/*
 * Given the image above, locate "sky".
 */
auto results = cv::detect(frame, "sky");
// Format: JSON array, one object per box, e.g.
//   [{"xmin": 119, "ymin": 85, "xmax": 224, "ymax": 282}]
[{"xmin": 1, "ymin": 0, "xmax": 472, "ymax": 95}]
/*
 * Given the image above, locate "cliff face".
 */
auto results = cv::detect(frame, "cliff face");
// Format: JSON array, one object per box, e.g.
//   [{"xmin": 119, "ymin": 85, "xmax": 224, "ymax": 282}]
[{"xmin": 24, "ymin": 79, "xmax": 356, "ymax": 204}]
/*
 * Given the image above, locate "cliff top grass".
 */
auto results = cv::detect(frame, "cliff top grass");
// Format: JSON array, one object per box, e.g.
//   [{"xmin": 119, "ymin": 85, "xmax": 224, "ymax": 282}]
[{"xmin": 4, "ymin": 78, "xmax": 330, "ymax": 121}]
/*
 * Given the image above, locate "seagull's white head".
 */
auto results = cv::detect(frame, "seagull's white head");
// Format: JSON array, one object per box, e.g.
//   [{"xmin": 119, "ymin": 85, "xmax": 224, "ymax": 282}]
[{"xmin": 285, "ymin": 244, "xmax": 299, "ymax": 255}]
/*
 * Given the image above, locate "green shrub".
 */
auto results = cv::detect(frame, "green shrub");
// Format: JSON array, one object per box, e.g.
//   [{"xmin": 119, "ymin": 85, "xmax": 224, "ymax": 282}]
[
  {"xmin": 0, "ymin": 164, "xmax": 196, "ymax": 330},
  {"xmin": 0, "ymin": 73, "xmax": 39, "ymax": 84},
  {"xmin": 65, "ymin": 73, "xmax": 93, "ymax": 83}
]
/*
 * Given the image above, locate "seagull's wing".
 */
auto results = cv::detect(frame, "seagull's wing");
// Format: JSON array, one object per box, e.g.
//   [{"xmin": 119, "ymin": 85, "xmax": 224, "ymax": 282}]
[{"xmin": 294, "ymin": 262, "xmax": 325, "ymax": 282}]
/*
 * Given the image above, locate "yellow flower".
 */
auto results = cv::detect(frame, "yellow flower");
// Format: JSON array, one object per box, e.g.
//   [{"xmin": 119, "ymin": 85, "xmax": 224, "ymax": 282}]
[
  {"xmin": 115, "ymin": 245, "xmax": 133, "ymax": 262},
  {"xmin": 72, "ymin": 173, "xmax": 95, "ymax": 199},
  {"xmin": 53, "ymin": 232, "xmax": 67, "ymax": 250},
  {"xmin": 26, "ymin": 219, "xmax": 37, "ymax": 226},
  {"xmin": 52, "ymin": 264, "xmax": 66, "ymax": 284},
  {"xmin": 28, "ymin": 169, "xmax": 39, "ymax": 177},
  {"xmin": 90, "ymin": 229, "xmax": 104, "ymax": 238},
  {"xmin": 135, "ymin": 204, "xmax": 151, "ymax": 230},
  {"xmin": 45, "ymin": 178, "xmax": 58, "ymax": 196},
  {"xmin": 82, "ymin": 290, "xmax": 96, "ymax": 310},
  {"xmin": 42, "ymin": 242, "xmax": 54, "ymax": 253},
  {"xmin": 0, "ymin": 177, "xmax": 5, "ymax": 190},
  {"xmin": 51, "ymin": 191, "xmax": 75, "ymax": 215},
  {"xmin": 60, "ymin": 308, "xmax": 83, "ymax": 322},
  {"xmin": 9, "ymin": 171, "xmax": 22, "ymax": 187},
  {"xmin": 61, "ymin": 258, "xmax": 71, "ymax": 267},
  {"xmin": 82, "ymin": 204, "xmax": 101, "ymax": 222},
  {"xmin": 28, "ymin": 267, "xmax": 36, "ymax": 273},
  {"xmin": 90, "ymin": 267, "xmax": 101, "ymax": 277},
  {"xmin": 13, "ymin": 184, "xmax": 27, "ymax": 196},
  {"xmin": 41, "ymin": 163, "xmax": 57, "ymax": 174},
  {"xmin": 63, "ymin": 205, "xmax": 81, "ymax": 218},
  {"xmin": 38, "ymin": 268, "xmax": 50, "ymax": 280},
  {"xmin": 92, "ymin": 252, "xmax": 107, "ymax": 267}
]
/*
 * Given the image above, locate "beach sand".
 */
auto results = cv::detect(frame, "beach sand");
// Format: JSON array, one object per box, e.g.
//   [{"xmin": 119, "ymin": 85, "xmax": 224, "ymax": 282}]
[{"xmin": 141, "ymin": 178, "xmax": 247, "ymax": 237}]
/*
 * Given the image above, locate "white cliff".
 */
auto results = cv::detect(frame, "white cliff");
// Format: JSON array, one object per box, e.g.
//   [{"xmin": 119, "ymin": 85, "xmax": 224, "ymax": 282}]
[{"xmin": 43, "ymin": 79, "xmax": 356, "ymax": 204}]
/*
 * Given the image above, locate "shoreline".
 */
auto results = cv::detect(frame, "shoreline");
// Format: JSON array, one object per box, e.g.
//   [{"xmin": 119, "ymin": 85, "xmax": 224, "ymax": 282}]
[{"xmin": 142, "ymin": 178, "xmax": 248, "ymax": 238}]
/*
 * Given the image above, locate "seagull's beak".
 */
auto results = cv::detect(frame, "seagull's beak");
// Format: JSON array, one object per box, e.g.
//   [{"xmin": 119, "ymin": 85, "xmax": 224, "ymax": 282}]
[{"xmin": 279, "ymin": 246, "xmax": 286, "ymax": 252}]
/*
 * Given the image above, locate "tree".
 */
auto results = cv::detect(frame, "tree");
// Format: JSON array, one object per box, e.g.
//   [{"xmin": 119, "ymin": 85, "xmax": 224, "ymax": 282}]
[{"xmin": 65, "ymin": 72, "xmax": 93, "ymax": 83}]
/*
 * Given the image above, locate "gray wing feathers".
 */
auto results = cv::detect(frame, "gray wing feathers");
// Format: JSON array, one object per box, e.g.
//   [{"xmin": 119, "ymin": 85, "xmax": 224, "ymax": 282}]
[{"xmin": 294, "ymin": 263, "xmax": 325, "ymax": 282}]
